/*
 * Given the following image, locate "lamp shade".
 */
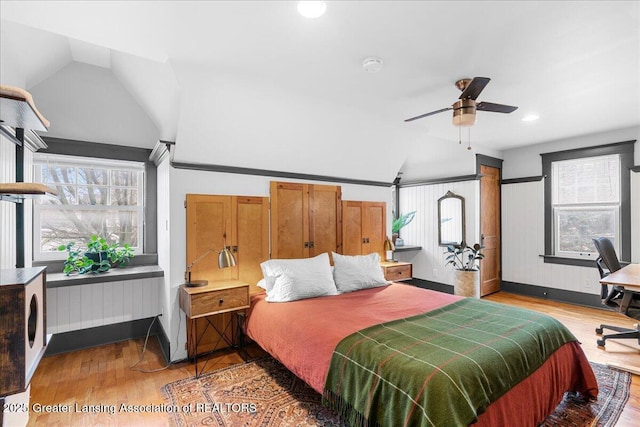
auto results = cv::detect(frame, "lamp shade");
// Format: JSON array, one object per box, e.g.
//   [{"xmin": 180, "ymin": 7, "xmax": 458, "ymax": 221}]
[
  {"xmin": 218, "ymin": 248, "xmax": 237, "ymax": 268},
  {"xmin": 184, "ymin": 246, "xmax": 237, "ymax": 287}
]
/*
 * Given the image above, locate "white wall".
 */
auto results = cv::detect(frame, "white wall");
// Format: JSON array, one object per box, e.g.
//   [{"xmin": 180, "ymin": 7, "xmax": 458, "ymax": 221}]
[
  {"xmin": 164, "ymin": 166, "xmax": 392, "ymax": 361},
  {"xmin": 46, "ymin": 278, "xmax": 162, "ymax": 334},
  {"xmin": 501, "ymin": 175, "xmax": 640, "ymax": 294},
  {"xmin": 0, "ymin": 134, "xmax": 16, "ymax": 269},
  {"xmin": 500, "ymin": 128, "xmax": 639, "ymax": 294},
  {"xmin": 156, "ymin": 155, "xmax": 172, "ymax": 342},
  {"xmin": 396, "ymin": 180, "xmax": 479, "ymax": 286},
  {"xmin": 29, "ymin": 62, "xmax": 160, "ymax": 148},
  {"xmin": 502, "ymin": 125, "xmax": 639, "ymax": 179}
]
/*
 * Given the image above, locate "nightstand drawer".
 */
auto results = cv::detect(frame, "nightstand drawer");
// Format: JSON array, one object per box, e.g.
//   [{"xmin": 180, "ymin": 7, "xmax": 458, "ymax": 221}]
[
  {"xmin": 181, "ymin": 284, "xmax": 250, "ymax": 319},
  {"xmin": 383, "ymin": 263, "xmax": 412, "ymax": 281}
]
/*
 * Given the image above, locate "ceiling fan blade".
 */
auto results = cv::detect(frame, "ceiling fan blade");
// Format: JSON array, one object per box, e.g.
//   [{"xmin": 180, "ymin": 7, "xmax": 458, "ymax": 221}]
[
  {"xmin": 404, "ymin": 107, "xmax": 453, "ymax": 122},
  {"xmin": 476, "ymin": 101, "xmax": 518, "ymax": 113},
  {"xmin": 459, "ymin": 77, "xmax": 490, "ymax": 100}
]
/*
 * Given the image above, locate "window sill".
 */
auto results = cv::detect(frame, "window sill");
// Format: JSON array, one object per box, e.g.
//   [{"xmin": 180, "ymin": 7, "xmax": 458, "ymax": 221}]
[
  {"xmin": 47, "ymin": 265, "xmax": 164, "ymax": 288},
  {"xmin": 539, "ymin": 255, "xmax": 597, "ymax": 268}
]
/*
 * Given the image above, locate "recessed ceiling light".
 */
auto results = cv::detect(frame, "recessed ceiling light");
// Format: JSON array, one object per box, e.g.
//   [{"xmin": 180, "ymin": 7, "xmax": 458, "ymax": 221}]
[
  {"xmin": 522, "ymin": 114, "xmax": 540, "ymax": 122},
  {"xmin": 297, "ymin": 1, "xmax": 327, "ymax": 18}
]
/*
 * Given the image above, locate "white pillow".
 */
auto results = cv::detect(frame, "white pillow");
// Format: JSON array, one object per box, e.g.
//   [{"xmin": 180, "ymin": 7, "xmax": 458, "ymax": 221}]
[
  {"xmin": 257, "ymin": 277, "xmax": 275, "ymax": 292},
  {"xmin": 332, "ymin": 252, "xmax": 390, "ymax": 293},
  {"xmin": 260, "ymin": 253, "xmax": 338, "ymax": 302}
]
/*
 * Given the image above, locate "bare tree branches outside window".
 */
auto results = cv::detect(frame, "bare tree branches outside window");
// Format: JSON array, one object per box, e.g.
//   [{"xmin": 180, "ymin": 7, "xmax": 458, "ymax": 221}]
[{"xmin": 33, "ymin": 154, "xmax": 144, "ymax": 261}]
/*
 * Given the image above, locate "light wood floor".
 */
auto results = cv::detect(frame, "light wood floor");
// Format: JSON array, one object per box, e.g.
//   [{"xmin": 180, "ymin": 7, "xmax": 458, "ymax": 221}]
[{"xmin": 22, "ymin": 292, "xmax": 639, "ymax": 426}]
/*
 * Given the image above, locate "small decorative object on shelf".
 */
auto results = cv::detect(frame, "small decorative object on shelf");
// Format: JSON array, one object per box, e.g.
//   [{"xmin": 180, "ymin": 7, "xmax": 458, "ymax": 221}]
[
  {"xmin": 395, "ymin": 238, "xmax": 404, "ymax": 247},
  {"xmin": 392, "ymin": 210, "xmax": 416, "ymax": 244}
]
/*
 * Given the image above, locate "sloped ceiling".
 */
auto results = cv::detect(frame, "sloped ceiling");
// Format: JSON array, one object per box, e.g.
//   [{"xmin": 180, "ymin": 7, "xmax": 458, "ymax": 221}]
[{"xmin": 1, "ymin": 1, "xmax": 638, "ymax": 182}]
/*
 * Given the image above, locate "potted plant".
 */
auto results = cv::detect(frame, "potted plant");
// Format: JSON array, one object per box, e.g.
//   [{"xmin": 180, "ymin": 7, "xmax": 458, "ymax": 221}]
[
  {"xmin": 444, "ymin": 242, "xmax": 484, "ymax": 297},
  {"xmin": 392, "ymin": 211, "xmax": 416, "ymax": 245},
  {"xmin": 58, "ymin": 235, "xmax": 135, "ymax": 275}
]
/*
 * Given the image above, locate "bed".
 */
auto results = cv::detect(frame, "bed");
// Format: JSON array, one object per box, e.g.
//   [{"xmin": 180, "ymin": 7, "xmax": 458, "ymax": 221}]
[{"xmin": 245, "ymin": 253, "xmax": 598, "ymax": 426}]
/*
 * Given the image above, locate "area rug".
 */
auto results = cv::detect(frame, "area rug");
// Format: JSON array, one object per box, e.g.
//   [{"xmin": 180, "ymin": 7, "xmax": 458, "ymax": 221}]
[{"xmin": 161, "ymin": 357, "xmax": 630, "ymax": 427}]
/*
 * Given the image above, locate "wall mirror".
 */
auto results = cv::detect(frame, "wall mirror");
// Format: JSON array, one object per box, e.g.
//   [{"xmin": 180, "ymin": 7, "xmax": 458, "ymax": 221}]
[{"xmin": 438, "ymin": 191, "xmax": 465, "ymax": 246}]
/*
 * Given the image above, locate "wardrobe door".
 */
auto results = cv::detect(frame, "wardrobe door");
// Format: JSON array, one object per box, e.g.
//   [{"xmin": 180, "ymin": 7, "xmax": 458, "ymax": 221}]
[
  {"xmin": 270, "ymin": 182, "xmax": 310, "ymax": 259},
  {"xmin": 342, "ymin": 201, "xmax": 386, "ymax": 257},
  {"xmin": 309, "ymin": 184, "xmax": 342, "ymax": 257},
  {"xmin": 363, "ymin": 202, "xmax": 386, "ymax": 258},
  {"xmin": 185, "ymin": 194, "xmax": 237, "ymax": 282},
  {"xmin": 234, "ymin": 196, "xmax": 270, "ymax": 285},
  {"xmin": 342, "ymin": 201, "xmax": 365, "ymax": 255}
]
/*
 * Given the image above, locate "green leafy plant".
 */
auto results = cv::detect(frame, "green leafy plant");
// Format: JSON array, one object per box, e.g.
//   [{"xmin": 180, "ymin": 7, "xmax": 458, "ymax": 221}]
[
  {"xmin": 58, "ymin": 235, "xmax": 135, "ymax": 275},
  {"xmin": 444, "ymin": 242, "xmax": 484, "ymax": 271},
  {"xmin": 392, "ymin": 211, "xmax": 417, "ymax": 234}
]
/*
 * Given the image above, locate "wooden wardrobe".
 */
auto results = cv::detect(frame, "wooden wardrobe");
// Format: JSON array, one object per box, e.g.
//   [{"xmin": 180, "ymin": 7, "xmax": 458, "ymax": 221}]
[
  {"xmin": 270, "ymin": 181, "xmax": 342, "ymax": 259},
  {"xmin": 184, "ymin": 194, "xmax": 269, "ymax": 355},
  {"xmin": 341, "ymin": 201, "xmax": 386, "ymax": 257}
]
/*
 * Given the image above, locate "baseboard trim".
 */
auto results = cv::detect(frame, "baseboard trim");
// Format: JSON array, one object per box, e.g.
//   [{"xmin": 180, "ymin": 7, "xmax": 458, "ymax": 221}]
[
  {"xmin": 406, "ymin": 278, "xmax": 454, "ymax": 294},
  {"xmin": 45, "ymin": 317, "xmax": 162, "ymax": 356},
  {"xmin": 408, "ymin": 278, "xmax": 605, "ymax": 310},
  {"xmin": 501, "ymin": 281, "xmax": 603, "ymax": 309}
]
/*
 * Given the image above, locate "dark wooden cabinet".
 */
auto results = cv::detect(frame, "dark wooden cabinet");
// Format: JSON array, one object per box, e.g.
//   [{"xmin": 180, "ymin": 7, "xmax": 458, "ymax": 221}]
[{"xmin": 0, "ymin": 267, "xmax": 47, "ymax": 397}]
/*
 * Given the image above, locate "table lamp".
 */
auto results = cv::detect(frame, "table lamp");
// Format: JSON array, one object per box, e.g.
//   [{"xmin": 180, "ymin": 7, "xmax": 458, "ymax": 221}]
[
  {"xmin": 384, "ymin": 237, "xmax": 395, "ymax": 261},
  {"xmin": 184, "ymin": 246, "xmax": 236, "ymax": 287}
]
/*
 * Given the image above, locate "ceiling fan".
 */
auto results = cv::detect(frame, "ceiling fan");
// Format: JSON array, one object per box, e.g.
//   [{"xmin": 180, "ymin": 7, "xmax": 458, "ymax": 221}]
[{"xmin": 405, "ymin": 77, "xmax": 518, "ymax": 126}]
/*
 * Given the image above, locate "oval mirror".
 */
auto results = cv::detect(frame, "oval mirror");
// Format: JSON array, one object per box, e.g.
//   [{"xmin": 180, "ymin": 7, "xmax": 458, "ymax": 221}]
[{"xmin": 438, "ymin": 191, "xmax": 465, "ymax": 246}]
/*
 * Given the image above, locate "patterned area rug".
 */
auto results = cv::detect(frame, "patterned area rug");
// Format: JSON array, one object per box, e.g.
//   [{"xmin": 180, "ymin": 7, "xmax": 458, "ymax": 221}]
[{"xmin": 161, "ymin": 357, "xmax": 630, "ymax": 427}]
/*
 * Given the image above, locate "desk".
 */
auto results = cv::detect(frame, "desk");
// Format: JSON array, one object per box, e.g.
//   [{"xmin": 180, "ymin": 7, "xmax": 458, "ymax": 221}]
[
  {"xmin": 599, "ymin": 264, "xmax": 640, "ymax": 291},
  {"xmin": 599, "ymin": 264, "xmax": 640, "ymax": 313},
  {"xmin": 596, "ymin": 264, "xmax": 640, "ymax": 358}
]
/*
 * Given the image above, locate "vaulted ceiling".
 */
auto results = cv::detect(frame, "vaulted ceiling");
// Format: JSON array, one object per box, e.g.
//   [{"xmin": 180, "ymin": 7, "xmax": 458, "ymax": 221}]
[{"xmin": 1, "ymin": 1, "xmax": 638, "ymax": 182}]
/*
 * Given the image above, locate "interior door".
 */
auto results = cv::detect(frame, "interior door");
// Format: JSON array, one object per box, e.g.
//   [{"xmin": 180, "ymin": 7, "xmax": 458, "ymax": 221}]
[{"xmin": 480, "ymin": 165, "xmax": 501, "ymax": 296}]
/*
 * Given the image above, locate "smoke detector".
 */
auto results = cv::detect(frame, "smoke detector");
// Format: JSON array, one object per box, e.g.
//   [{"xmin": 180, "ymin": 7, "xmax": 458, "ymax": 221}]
[{"xmin": 362, "ymin": 57, "xmax": 383, "ymax": 73}]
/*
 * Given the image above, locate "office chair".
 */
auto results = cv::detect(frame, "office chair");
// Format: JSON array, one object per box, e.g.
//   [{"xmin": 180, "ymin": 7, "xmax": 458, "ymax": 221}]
[{"xmin": 592, "ymin": 237, "xmax": 640, "ymax": 347}]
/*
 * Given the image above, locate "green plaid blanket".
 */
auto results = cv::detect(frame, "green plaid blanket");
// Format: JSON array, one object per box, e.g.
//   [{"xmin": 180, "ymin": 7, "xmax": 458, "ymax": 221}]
[{"xmin": 322, "ymin": 298, "xmax": 577, "ymax": 427}]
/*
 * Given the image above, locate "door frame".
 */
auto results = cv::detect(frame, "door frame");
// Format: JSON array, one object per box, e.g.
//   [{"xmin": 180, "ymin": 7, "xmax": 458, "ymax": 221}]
[{"xmin": 476, "ymin": 155, "xmax": 503, "ymax": 295}]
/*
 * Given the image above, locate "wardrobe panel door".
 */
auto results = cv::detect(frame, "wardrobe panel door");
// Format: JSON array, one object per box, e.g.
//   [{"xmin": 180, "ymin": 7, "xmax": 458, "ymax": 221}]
[
  {"xmin": 309, "ymin": 184, "xmax": 342, "ymax": 257},
  {"xmin": 185, "ymin": 194, "xmax": 236, "ymax": 282},
  {"xmin": 364, "ymin": 202, "xmax": 386, "ymax": 258},
  {"xmin": 270, "ymin": 182, "xmax": 309, "ymax": 259},
  {"xmin": 342, "ymin": 201, "xmax": 364, "ymax": 255},
  {"xmin": 235, "ymin": 196, "xmax": 270, "ymax": 285}
]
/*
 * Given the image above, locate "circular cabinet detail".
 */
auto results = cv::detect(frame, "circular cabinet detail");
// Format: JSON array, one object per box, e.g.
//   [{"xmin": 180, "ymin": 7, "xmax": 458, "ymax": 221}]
[{"xmin": 28, "ymin": 294, "xmax": 38, "ymax": 348}]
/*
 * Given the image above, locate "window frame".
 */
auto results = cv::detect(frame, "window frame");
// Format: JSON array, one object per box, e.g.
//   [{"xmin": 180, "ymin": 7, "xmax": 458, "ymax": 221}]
[
  {"xmin": 32, "ymin": 137, "xmax": 157, "ymax": 269},
  {"xmin": 33, "ymin": 154, "xmax": 146, "ymax": 261},
  {"xmin": 542, "ymin": 140, "xmax": 634, "ymax": 267}
]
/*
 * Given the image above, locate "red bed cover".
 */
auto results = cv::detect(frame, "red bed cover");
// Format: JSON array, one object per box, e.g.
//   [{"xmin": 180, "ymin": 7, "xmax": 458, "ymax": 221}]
[{"xmin": 246, "ymin": 284, "xmax": 597, "ymax": 426}]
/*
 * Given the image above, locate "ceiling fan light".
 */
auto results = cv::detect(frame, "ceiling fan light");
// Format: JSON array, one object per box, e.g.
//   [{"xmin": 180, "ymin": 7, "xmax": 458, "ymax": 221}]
[{"xmin": 452, "ymin": 99, "xmax": 476, "ymax": 127}]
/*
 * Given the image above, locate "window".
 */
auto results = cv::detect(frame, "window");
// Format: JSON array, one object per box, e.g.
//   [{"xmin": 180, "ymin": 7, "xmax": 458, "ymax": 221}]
[
  {"xmin": 33, "ymin": 153, "xmax": 145, "ymax": 261},
  {"xmin": 552, "ymin": 155, "xmax": 619, "ymax": 258},
  {"xmin": 542, "ymin": 141, "xmax": 634, "ymax": 266}
]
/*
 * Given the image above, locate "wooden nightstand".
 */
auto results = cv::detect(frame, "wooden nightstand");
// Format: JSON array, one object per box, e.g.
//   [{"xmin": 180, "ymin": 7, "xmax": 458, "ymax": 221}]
[
  {"xmin": 380, "ymin": 261, "xmax": 412, "ymax": 282},
  {"xmin": 179, "ymin": 280, "xmax": 250, "ymax": 376}
]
